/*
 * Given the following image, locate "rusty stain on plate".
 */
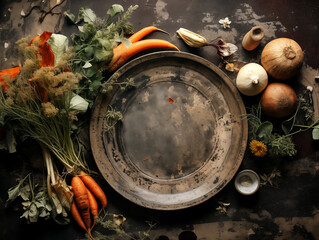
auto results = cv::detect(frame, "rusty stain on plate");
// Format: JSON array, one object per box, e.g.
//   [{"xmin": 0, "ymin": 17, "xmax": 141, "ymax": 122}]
[{"xmin": 90, "ymin": 51, "xmax": 248, "ymax": 210}]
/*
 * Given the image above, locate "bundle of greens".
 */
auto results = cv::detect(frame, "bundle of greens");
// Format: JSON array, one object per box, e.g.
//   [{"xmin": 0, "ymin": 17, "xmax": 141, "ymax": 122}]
[
  {"xmin": 246, "ymin": 103, "xmax": 297, "ymax": 158},
  {"xmin": 246, "ymin": 100, "xmax": 319, "ymax": 159},
  {"xmin": 65, "ymin": 4, "xmax": 138, "ymax": 103},
  {"xmin": 0, "ymin": 3, "xmax": 141, "ymax": 228},
  {"xmin": 0, "ymin": 31, "xmax": 87, "ymax": 224}
]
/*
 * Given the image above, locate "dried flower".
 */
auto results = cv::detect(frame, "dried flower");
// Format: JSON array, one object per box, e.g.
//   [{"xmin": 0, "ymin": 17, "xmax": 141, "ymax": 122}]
[
  {"xmin": 176, "ymin": 28, "xmax": 208, "ymax": 48},
  {"xmin": 210, "ymin": 39, "xmax": 238, "ymax": 57},
  {"xmin": 42, "ymin": 102, "xmax": 59, "ymax": 117},
  {"xmin": 260, "ymin": 168, "xmax": 281, "ymax": 186},
  {"xmin": 307, "ymin": 85, "xmax": 313, "ymax": 92},
  {"xmin": 216, "ymin": 201, "xmax": 230, "ymax": 214},
  {"xmin": 113, "ymin": 214, "xmax": 126, "ymax": 227},
  {"xmin": 219, "ymin": 17, "xmax": 231, "ymax": 29},
  {"xmin": 176, "ymin": 28, "xmax": 238, "ymax": 58},
  {"xmin": 249, "ymin": 140, "xmax": 267, "ymax": 157}
]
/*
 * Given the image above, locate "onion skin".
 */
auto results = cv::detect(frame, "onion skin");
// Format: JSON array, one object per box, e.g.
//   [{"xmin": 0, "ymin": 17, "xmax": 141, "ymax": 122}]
[
  {"xmin": 261, "ymin": 38, "xmax": 304, "ymax": 80},
  {"xmin": 261, "ymin": 83, "xmax": 297, "ymax": 118}
]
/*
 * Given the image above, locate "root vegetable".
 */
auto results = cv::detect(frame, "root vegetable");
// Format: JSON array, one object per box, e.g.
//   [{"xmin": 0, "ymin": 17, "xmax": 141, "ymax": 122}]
[
  {"xmin": 71, "ymin": 176, "xmax": 91, "ymax": 230},
  {"xmin": 79, "ymin": 171, "xmax": 107, "ymax": 209},
  {"xmin": 108, "ymin": 39, "xmax": 179, "ymax": 72},
  {"xmin": 261, "ymin": 38, "xmax": 304, "ymax": 80},
  {"xmin": 261, "ymin": 82, "xmax": 297, "ymax": 118},
  {"xmin": 87, "ymin": 189, "xmax": 98, "ymax": 227},
  {"xmin": 108, "ymin": 26, "xmax": 179, "ymax": 72}
]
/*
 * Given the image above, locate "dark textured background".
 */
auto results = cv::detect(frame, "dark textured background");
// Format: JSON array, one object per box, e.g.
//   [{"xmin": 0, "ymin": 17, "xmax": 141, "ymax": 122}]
[{"xmin": 0, "ymin": 0, "xmax": 318, "ymax": 239}]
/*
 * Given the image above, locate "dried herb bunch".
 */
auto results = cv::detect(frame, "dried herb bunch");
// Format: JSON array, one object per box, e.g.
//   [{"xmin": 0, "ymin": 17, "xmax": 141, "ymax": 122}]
[
  {"xmin": 245, "ymin": 104, "xmax": 297, "ymax": 159},
  {"xmin": 0, "ymin": 35, "xmax": 87, "ymax": 172}
]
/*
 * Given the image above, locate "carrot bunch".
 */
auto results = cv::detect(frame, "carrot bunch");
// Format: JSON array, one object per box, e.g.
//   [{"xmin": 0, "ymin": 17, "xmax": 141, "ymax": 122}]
[
  {"xmin": 70, "ymin": 171, "xmax": 107, "ymax": 237},
  {"xmin": 108, "ymin": 26, "xmax": 180, "ymax": 72}
]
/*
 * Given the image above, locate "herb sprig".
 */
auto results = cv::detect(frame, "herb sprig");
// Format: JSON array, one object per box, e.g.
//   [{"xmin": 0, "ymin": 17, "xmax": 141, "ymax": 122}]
[{"xmin": 65, "ymin": 5, "xmax": 138, "ymax": 104}]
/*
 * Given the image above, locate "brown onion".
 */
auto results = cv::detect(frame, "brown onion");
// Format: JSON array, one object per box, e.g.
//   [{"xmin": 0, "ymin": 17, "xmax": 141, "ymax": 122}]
[
  {"xmin": 261, "ymin": 38, "xmax": 304, "ymax": 80},
  {"xmin": 261, "ymin": 82, "xmax": 297, "ymax": 118}
]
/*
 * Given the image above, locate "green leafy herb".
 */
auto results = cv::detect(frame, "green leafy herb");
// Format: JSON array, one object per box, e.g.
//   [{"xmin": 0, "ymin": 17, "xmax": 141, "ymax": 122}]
[
  {"xmin": 245, "ymin": 104, "xmax": 297, "ymax": 158},
  {"xmin": 6, "ymin": 173, "xmax": 54, "ymax": 223},
  {"xmin": 312, "ymin": 127, "xmax": 319, "ymax": 140},
  {"xmin": 66, "ymin": 4, "xmax": 138, "ymax": 103}
]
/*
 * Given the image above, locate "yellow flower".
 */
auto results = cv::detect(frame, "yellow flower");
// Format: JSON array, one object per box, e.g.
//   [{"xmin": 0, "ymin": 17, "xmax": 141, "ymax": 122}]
[{"xmin": 249, "ymin": 140, "xmax": 267, "ymax": 157}]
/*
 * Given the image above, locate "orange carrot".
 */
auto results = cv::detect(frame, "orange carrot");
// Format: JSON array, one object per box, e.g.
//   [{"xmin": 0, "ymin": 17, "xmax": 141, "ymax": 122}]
[
  {"xmin": 79, "ymin": 171, "xmax": 107, "ymax": 209},
  {"xmin": 87, "ymin": 189, "xmax": 98, "ymax": 228},
  {"xmin": 0, "ymin": 66, "xmax": 21, "ymax": 90},
  {"xmin": 64, "ymin": 189, "xmax": 87, "ymax": 232},
  {"xmin": 70, "ymin": 201, "xmax": 87, "ymax": 231},
  {"xmin": 113, "ymin": 26, "xmax": 163, "ymax": 55},
  {"xmin": 71, "ymin": 176, "xmax": 91, "ymax": 230},
  {"xmin": 127, "ymin": 26, "xmax": 164, "ymax": 44},
  {"xmin": 108, "ymin": 26, "xmax": 171, "ymax": 72},
  {"xmin": 108, "ymin": 39, "xmax": 179, "ymax": 72}
]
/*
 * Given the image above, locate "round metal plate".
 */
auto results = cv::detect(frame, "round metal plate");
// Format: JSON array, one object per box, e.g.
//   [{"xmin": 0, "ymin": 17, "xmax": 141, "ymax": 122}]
[{"xmin": 90, "ymin": 51, "xmax": 248, "ymax": 210}]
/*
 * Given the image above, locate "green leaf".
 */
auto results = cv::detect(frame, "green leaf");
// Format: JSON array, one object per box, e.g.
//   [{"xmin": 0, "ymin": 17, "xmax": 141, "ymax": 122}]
[
  {"xmin": 122, "ymin": 38, "xmax": 132, "ymax": 48},
  {"xmin": 78, "ymin": 7, "xmax": 96, "ymax": 24},
  {"xmin": 82, "ymin": 61, "xmax": 92, "ymax": 68},
  {"xmin": 113, "ymin": 32, "xmax": 132, "ymax": 48},
  {"xmin": 47, "ymin": 34, "xmax": 69, "ymax": 66},
  {"xmin": 107, "ymin": 4, "xmax": 124, "ymax": 18},
  {"xmin": 78, "ymin": 25, "xmax": 84, "ymax": 32},
  {"xmin": 281, "ymin": 101, "xmax": 301, "ymax": 134},
  {"xmin": 84, "ymin": 46, "xmax": 94, "ymax": 57},
  {"xmin": 64, "ymin": 11, "xmax": 76, "ymax": 23},
  {"xmin": 35, "ymin": 200, "xmax": 45, "ymax": 208},
  {"xmin": 28, "ymin": 203, "xmax": 38, "ymax": 217},
  {"xmin": 5, "ymin": 174, "xmax": 31, "ymax": 207},
  {"xmin": 312, "ymin": 127, "xmax": 319, "ymax": 140},
  {"xmin": 20, "ymin": 210, "xmax": 29, "ymax": 219},
  {"xmin": 70, "ymin": 94, "xmax": 89, "ymax": 113},
  {"xmin": 6, "ymin": 185, "xmax": 21, "ymax": 207},
  {"xmin": 94, "ymin": 48, "xmax": 113, "ymax": 62},
  {"xmin": 256, "ymin": 121, "xmax": 273, "ymax": 141},
  {"xmin": 20, "ymin": 185, "xmax": 31, "ymax": 201}
]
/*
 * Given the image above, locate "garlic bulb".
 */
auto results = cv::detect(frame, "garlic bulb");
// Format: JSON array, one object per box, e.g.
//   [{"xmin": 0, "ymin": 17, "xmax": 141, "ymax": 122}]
[
  {"xmin": 236, "ymin": 63, "xmax": 268, "ymax": 96},
  {"xmin": 176, "ymin": 28, "xmax": 208, "ymax": 48}
]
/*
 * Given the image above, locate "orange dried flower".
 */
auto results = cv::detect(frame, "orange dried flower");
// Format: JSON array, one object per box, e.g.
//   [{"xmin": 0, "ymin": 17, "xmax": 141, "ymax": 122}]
[{"xmin": 249, "ymin": 140, "xmax": 267, "ymax": 157}]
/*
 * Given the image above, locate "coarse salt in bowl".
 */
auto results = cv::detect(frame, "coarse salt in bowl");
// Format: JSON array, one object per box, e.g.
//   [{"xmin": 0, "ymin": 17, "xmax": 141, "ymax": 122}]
[{"xmin": 234, "ymin": 169, "xmax": 260, "ymax": 195}]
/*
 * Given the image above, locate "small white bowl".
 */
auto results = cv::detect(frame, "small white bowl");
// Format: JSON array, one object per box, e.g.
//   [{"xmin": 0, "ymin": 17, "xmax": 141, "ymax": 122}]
[{"xmin": 234, "ymin": 170, "xmax": 260, "ymax": 195}]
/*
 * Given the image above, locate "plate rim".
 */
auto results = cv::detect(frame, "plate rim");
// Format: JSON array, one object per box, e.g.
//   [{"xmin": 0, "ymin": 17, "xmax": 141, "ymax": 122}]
[{"xmin": 89, "ymin": 51, "xmax": 248, "ymax": 210}]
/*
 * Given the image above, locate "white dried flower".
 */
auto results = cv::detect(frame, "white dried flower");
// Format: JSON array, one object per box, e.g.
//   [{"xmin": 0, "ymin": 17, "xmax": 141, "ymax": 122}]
[
  {"xmin": 176, "ymin": 28, "xmax": 208, "ymax": 48},
  {"xmin": 307, "ymin": 86, "xmax": 313, "ymax": 92},
  {"xmin": 70, "ymin": 94, "xmax": 89, "ymax": 113},
  {"xmin": 219, "ymin": 17, "xmax": 231, "ymax": 29}
]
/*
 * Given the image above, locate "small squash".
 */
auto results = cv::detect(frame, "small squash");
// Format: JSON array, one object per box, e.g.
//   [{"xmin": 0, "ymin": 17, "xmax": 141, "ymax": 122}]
[{"xmin": 236, "ymin": 63, "xmax": 268, "ymax": 96}]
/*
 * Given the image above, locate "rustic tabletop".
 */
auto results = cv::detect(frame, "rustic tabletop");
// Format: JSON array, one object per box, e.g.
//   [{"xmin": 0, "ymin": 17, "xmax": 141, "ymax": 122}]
[{"xmin": 0, "ymin": 0, "xmax": 318, "ymax": 240}]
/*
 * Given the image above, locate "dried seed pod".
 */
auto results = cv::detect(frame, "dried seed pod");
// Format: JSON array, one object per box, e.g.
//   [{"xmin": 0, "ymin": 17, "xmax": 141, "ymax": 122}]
[{"xmin": 176, "ymin": 28, "xmax": 208, "ymax": 48}]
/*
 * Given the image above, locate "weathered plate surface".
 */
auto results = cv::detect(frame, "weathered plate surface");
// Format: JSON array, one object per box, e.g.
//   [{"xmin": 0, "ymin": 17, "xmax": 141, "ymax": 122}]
[{"xmin": 90, "ymin": 51, "xmax": 248, "ymax": 210}]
